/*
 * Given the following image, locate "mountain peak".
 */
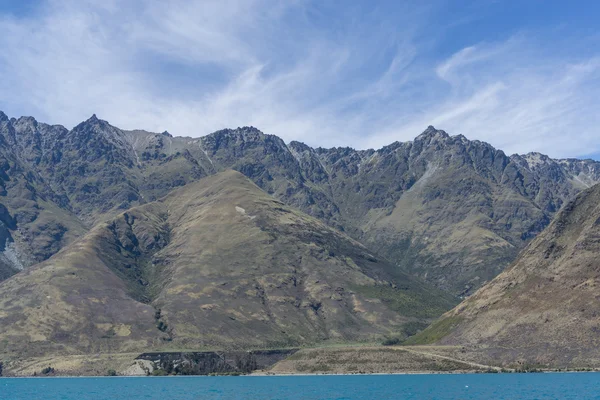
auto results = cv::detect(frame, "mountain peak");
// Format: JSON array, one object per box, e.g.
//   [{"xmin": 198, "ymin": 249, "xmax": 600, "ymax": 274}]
[
  {"xmin": 210, "ymin": 126, "xmax": 265, "ymax": 137},
  {"xmin": 235, "ymin": 126, "xmax": 264, "ymax": 136},
  {"xmin": 0, "ymin": 110, "xmax": 8, "ymax": 122},
  {"xmin": 288, "ymin": 140, "xmax": 312, "ymax": 152},
  {"xmin": 415, "ymin": 125, "xmax": 450, "ymax": 141},
  {"xmin": 15, "ymin": 115, "xmax": 38, "ymax": 125},
  {"xmin": 202, "ymin": 126, "xmax": 280, "ymax": 151},
  {"xmin": 73, "ymin": 114, "xmax": 104, "ymax": 130},
  {"xmin": 520, "ymin": 152, "xmax": 553, "ymax": 168},
  {"xmin": 74, "ymin": 114, "xmax": 119, "ymax": 132},
  {"xmin": 10, "ymin": 117, "xmax": 40, "ymax": 137},
  {"xmin": 87, "ymin": 114, "xmax": 99, "ymax": 123}
]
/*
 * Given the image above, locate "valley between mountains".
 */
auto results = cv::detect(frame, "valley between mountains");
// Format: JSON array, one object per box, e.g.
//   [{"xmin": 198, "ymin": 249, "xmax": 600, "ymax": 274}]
[{"xmin": 2, "ymin": 111, "xmax": 600, "ymax": 375}]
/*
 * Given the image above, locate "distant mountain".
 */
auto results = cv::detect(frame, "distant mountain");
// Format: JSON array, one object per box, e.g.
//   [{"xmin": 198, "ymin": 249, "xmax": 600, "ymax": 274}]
[
  {"xmin": 0, "ymin": 171, "xmax": 455, "ymax": 358},
  {"xmin": 1, "ymin": 111, "xmax": 599, "ymax": 295},
  {"xmin": 409, "ymin": 182, "xmax": 600, "ymax": 368}
]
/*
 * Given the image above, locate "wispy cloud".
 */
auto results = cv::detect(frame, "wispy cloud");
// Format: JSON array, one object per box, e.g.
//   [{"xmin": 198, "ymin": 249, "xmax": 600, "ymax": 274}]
[
  {"xmin": 375, "ymin": 40, "xmax": 600, "ymax": 157},
  {"xmin": 0, "ymin": 0, "xmax": 599, "ymax": 158}
]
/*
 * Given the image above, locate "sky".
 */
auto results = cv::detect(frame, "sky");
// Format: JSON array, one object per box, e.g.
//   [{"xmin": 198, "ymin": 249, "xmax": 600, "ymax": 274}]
[{"xmin": 0, "ymin": 0, "xmax": 599, "ymax": 158}]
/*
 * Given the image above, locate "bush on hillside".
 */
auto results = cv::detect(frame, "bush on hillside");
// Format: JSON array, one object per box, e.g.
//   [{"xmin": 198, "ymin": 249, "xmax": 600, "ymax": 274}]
[
  {"xmin": 381, "ymin": 337, "xmax": 402, "ymax": 346},
  {"xmin": 152, "ymin": 369, "xmax": 168, "ymax": 376},
  {"xmin": 41, "ymin": 366, "xmax": 55, "ymax": 375}
]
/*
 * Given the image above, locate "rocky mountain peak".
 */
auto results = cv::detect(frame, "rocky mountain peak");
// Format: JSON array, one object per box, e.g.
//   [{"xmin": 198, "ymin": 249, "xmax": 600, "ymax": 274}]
[
  {"xmin": 288, "ymin": 140, "xmax": 312, "ymax": 153},
  {"xmin": 220, "ymin": 126, "xmax": 264, "ymax": 136},
  {"xmin": 205, "ymin": 126, "xmax": 261, "ymax": 142},
  {"xmin": 71, "ymin": 114, "xmax": 131, "ymax": 149},
  {"xmin": 453, "ymin": 134, "xmax": 469, "ymax": 144},
  {"xmin": 415, "ymin": 125, "xmax": 450, "ymax": 142},
  {"xmin": 200, "ymin": 126, "xmax": 288, "ymax": 154},
  {"xmin": 0, "ymin": 111, "xmax": 8, "ymax": 122},
  {"xmin": 13, "ymin": 116, "xmax": 39, "ymax": 132},
  {"xmin": 520, "ymin": 152, "xmax": 553, "ymax": 169},
  {"xmin": 76, "ymin": 114, "xmax": 110, "ymax": 130},
  {"xmin": 228, "ymin": 126, "xmax": 266, "ymax": 141}
]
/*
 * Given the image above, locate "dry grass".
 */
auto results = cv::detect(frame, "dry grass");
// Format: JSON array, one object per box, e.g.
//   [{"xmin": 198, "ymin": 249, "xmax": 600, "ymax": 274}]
[
  {"xmin": 0, "ymin": 171, "xmax": 455, "ymax": 361},
  {"xmin": 412, "ymin": 184, "xmax": 600, "ymax": 368},
  {"xmin": 267, "ymin": 345, "xmax": 489, "ymax": 374},
  {"xmin": 5, "ymin": 353, "xmax": 140, "ymax": 376}
]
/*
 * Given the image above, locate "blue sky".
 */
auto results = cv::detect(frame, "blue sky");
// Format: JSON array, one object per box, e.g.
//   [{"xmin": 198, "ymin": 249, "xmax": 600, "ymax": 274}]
[{"xmin": 0, "ymin": 0, "xmax": 599, "ymax": 158}]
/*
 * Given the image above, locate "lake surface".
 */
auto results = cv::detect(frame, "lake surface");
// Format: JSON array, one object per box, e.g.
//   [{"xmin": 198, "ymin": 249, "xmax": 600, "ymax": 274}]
[{"xmin": 1, "ymin": 373, "xmax": 599, "ymax": 399}]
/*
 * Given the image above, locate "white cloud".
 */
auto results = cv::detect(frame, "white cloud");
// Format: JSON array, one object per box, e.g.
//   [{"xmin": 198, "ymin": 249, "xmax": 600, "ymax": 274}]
[
  {"xmin": 0, "ymin": 0, "xmax": 599, "ymax": 158},
  {"xmin": 365, "ymin": 40, "xmax": 600, "ymax": 158},
  {"xmin": 436, "ymin": 46, "xmax": 478, "ymax": 81}
]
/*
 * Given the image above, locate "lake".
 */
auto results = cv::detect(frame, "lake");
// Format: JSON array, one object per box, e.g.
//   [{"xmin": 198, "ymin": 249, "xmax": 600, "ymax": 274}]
[{"xmin": 1, "ymin": 373, "xmax": 598, "ymax": 399}]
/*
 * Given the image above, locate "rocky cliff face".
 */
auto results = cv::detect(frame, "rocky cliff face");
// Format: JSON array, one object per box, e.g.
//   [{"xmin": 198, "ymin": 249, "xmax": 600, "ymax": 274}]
[
  {"xmin": 0, "ymin": 112, "xmax": 87, "ymax": 278},
  {"xmin": 0, "ymin": 112, "xmax": 598, "ymax": 296}
]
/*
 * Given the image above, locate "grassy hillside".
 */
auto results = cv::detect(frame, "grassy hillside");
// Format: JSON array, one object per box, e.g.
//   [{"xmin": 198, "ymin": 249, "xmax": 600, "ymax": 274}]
[
  {"xmin": 0, "ymin": 171, "xmax": 456, "ymax": 360},
  {"xmin": 407, "ymin": 183, "xmax": 600, "ymax": 368}
]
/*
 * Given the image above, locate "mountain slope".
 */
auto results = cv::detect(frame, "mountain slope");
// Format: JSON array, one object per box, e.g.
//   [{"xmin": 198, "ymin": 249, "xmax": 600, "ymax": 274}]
[
  {"xmin": 409, "ymin": 183, "xmax": 600, "ymax": 367},
  {"xmin": 0, "ymin": 171, "xmax": 456, "ymax": 359}
]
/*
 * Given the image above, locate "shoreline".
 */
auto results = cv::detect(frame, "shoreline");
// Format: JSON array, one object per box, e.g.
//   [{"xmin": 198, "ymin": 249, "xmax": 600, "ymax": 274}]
[
  {"xmin": 0, "ymin": 370, "xmax": 483, "ymax": 378},
  {"xmin": 1, "ymin": 370, "xmax": 599, "ymax": 379},
  {"xmin": 4, "ymin": 345, "xmax": 598, "ymax": 378}
]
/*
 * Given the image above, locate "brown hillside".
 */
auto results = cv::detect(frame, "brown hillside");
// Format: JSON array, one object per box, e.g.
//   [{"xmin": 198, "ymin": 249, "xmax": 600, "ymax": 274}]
[
  {"xmin": 0, "ymin": 171, "xmax": 456, "ymax": 359},
  {"xmin": 409, "ymin": 183, "xmax": 600, "ymax": 368}
]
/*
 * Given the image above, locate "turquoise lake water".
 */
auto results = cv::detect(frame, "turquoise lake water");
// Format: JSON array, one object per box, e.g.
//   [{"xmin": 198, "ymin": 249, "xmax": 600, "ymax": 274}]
[{"xmin": 1, "ymin": 373, "xmax": 599, "ymax": 399}]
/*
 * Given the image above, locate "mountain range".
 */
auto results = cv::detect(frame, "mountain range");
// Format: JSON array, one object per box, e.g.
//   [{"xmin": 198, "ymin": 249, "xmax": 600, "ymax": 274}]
[
  {"xmin": 4, "ymin": 111, "xmax": 600, "ymax": 368},
  {"xmin": 1, "ymin": 111, "xmax": 599, "ymax": 298}
]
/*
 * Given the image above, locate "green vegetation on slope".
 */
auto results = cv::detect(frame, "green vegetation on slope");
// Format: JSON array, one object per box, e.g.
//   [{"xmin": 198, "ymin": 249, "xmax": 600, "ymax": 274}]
[
  {"xmin": 403, "ymin": 316, "xmax": 464, "ymax": 345},
  {"xmin": 349, "ymin": 284, "xmax": 457, "ymax": 319}
]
